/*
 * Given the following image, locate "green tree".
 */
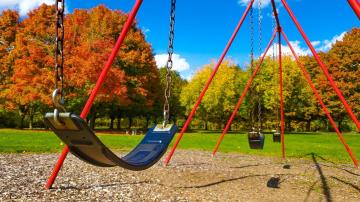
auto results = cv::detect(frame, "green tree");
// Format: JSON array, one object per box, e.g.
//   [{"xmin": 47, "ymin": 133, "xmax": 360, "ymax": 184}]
[
  {"xmin": 180, "ymin": 60, "xmax": 247, "ymax": 130},
  {"xmin": 253, "ymin": 56, "xmax": 319, "ymax": 131}
]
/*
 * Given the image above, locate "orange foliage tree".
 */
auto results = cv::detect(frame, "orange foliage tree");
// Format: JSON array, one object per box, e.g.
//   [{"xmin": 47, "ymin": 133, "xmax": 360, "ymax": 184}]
[
  {"xmin": 64, "ymin": 5, "xmax": 160, "ymax": 128},
  {"xmin": 303, "ymin": 28, "xmax": 360, "ymax": 131},
  {"xmin": 1, "ymin": 7, "xmax": 53, "ymax": 128},
  {"xmin": 1, "ymin": 4, "xmax": 160, "ymax": 129}
]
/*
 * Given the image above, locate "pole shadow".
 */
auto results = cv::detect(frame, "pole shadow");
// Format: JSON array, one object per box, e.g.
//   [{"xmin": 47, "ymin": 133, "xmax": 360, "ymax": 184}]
[
  {"xmin": 54, "ymin": 180, "xmax": 151, "ymax": 190},
  {"xmin": 308, "ymin": 152, "xmax": 333, "ymax": 202},
  {"xmin": 330, "ymin": 176, "xmax": 360, "ymax": 193}
]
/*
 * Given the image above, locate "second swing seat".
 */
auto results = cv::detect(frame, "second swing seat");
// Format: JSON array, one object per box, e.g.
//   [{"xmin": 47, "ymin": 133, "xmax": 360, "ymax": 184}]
[{"xmin": 248, "ymin": 131, "xmax": 265, "ymax": 149}]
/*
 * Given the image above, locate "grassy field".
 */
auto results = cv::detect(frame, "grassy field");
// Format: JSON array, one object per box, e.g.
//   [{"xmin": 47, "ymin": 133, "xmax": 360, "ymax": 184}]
[{"xmin": 0, "ymin": 129, "xmax": 359, "ymax": 164}]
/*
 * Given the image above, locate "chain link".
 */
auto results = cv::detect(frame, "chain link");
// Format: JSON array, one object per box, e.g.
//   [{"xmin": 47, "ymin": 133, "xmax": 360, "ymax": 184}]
[
  {"xmin": 163, "ymin": 0, "xmax": 176, "ymax": 127},
  {"xmin": 52, "ymin": 0, "xmax": 66, "ymax": 124},
  {"xmin": 53, "ymin": 0, "xmax": 65, "ymax": 110},
  {"xmin": 257, "ymin": 0, "xmax": 262, "ymax": 130},
  {"xmin": 272, "ymin": 10, "xmax": 280, "ymax": 131},
  {"xmin": 249, "ymin": 4, "xmax": 255, "ymax": 128}
]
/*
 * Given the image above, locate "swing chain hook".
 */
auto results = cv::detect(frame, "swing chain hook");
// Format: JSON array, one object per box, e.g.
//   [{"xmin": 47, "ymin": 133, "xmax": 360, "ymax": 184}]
[
  {"xmin": 163, "ymin": 0, "xmax": 176, "ymax": 128},
  {"xmin": 53, "ymin": 0, "xmax": 66, "ymax": 124}
]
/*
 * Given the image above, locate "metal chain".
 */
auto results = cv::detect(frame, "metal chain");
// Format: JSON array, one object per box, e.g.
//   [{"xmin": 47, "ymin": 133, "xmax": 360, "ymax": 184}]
[
  {"xmin": 55, "ymin": 0, "xmax": 65, "ymax": 98},
  {"xmin": 249, "ymin": 4, "xmax": 255, "ymax": 129},
  {"xmin": 257, "ymin": 0, "xmax": 262, "ymax": 130},
  {"xmin": 163, "ymin": 0, "xmax": 176, "ymax": 127},
  {"xmin": 53, "ymin": 0, "xmax": 66, "ymax": 123},
  {"xmin": 272, "ymin": 10, "xmax": 280, "ymax": 131}
]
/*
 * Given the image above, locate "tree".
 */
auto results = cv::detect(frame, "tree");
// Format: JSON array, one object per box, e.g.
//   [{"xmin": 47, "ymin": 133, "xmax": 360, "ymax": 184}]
[
  {"xmin": 0, "ymin": 10, "xmax": 19, "ymax": 99},
  {"xmin": 64, "ymin": 5, "xmax": 161, "ymax": 129},
  {"xmin": 251, "ymin": 56, "xmax": 319, "ymax": 131},
  {"xmin": 1, "ymin": 5, "xmax": 54, "ymax": 128},
  {"xmin": 314, "ymin": 28, "xmax": 359, "ymax": 130},
  {"xmin": 180, "ymin": 60, "xmax": 247, "ymax": 130}
]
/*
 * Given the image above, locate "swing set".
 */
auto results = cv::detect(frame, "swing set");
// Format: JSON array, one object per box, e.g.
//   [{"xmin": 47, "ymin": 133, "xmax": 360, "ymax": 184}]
[{"xmin": 44, "ymin": 0, "xmax": 360, "ymax": 189}]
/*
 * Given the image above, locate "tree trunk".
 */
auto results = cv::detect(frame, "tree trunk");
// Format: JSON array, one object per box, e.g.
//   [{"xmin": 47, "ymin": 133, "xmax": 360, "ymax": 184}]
[
  {"xmin": 338, "ymin": 119, "xmax": 343, "ymax": 133},
  {"xmin": 29, "ymin": 114, "xmax": 33, "ymax": 129},
  {"xmin": 306, "ymin": 120, "xmax": 311, "ymax": 132},
  {"xmin": 116, "ymin": 117, "xmax": 121, "ymax": 130},
  {"xmin": 18, "ymin": 106, "xmax": 28, "ymax": 129},
  {"xmin": 128, "ymin": 116, "xmax": 133, "ymax": 129},
  {"xmin": 109, "ymin": 117, "xmax": 115, "ymax": 130},
  {"xmin": 89, "ymin": 110, "xmax": 97, "ymax": 130},
  {"xmin": 20, "ymin": 115, "xmax": 25, "ymax": 129},
  {"xmin": 286, "ymin": 119, "xmax": 292, "ymax": 132},
  {"xmin": 145, "ymin": 116, "xmax": 150, "ymax": 129}
]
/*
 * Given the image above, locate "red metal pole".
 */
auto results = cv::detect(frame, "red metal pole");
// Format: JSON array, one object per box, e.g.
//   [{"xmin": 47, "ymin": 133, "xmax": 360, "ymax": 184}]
[
  {"xmin": 163, "ymin": 0, "xmax": 255, "ymax": 166},
  {"xmin": 212, "ymin": 31, "xmax": 277, "ymax": 156},
  {"xmin": 281, "ymin": 30, "xmax": 358, "ymax": 168},
  {"xmin": 347, "ymin": 0, "xmax": 360, "ymax": 19},
  {"xmin": 45, "ymin": 0, "xmax": 144, "ymax": 189},
  {"xmin": 280, "ymin": 0, "xmax": 360, "ymax": 131},
  {"xmin": 278, "ymin": 29, "xmax": 285, "ymax": 160}
]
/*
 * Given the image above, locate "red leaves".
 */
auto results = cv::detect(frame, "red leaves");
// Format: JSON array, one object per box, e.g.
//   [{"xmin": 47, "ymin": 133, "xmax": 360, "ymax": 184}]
[{"xmin": 1, "ymin": 4, "xmax": 159, "ymax": 113}]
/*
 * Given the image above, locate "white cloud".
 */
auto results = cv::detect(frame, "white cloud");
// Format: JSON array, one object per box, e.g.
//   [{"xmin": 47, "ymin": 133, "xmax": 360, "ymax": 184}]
[
  {"xmin": 265, "ymin": 40, "xmax": 311, "ymax": 58},
  {"xmin": 263, "ymin": 31, "xmax": 347, "ymax": 58},
  {"xmin": 318, "ymin": 32, "xmax": 346, "ymax": 52},
  {"xmin": 155, "ymin": 53, "xmax": 190, "ymax": 72},
  {"xmin": 0, "ymin": 0, "xmax": 53, "ymax": 16},
  {"xmin": 311, "ymin": 40, "xmax": 321, "ymax": 47}
]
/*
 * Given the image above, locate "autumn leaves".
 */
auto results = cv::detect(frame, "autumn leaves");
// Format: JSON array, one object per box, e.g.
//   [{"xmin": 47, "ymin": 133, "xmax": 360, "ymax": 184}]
[{"xmin": 0, "ymin": 4, "xmax": 358, "ymax": 131}]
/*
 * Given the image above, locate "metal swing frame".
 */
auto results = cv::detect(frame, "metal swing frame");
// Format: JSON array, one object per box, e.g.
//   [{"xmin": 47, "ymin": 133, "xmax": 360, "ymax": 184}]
[
  {"xmin": 164, "ymin": 0, "xmax": 360, "ymax": 168},
  {"xmin": 46, "ymin": 0, "xmax": 360, "ymax": 189},
  {"xmin": 46, "ymin": 0, "xmax": 178, "ymax": 189}
]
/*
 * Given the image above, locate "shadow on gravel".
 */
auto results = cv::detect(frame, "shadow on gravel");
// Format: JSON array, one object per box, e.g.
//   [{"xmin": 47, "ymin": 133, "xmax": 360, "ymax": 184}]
[
  {"xmin": 330, "ymin": 176, "xmax": 360, "ymax": 193},
  {"xmin": 322, "ymin": 164, "xmax": 360, "ymax": 177},
  {"xmin": 177, "ymin": 174, "xmax": 266, "ymax": 188},
  {"xmin": 230, "ymin": 163, "xmax": 275, "ymax": 169},
  {"xmin": 305, "ymin": 153, "xmax": 332, "ymax": 202},
  {"xmin": 172, "ymin": 162, "xmax": 211, "ymax": 167},
  {"xmin": 176, "ymin": 173, "xmax": 293, "ymax": 189},
  {"xmin": 266, "ymin": 177, "xmax": 280, "ymax": 188},
  {"xmin": 304, "ymin": 180, "xmax": 319, "ymax": 202},
  {"xmin": 55, "ymin": 181, "xmax": 151, "ymax": 190}
]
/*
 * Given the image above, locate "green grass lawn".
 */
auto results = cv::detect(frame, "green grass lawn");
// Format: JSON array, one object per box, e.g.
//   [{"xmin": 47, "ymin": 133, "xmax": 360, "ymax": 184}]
[{"xmin": 0, "ymin": 129, "xmax": 359, "ymax": 164}]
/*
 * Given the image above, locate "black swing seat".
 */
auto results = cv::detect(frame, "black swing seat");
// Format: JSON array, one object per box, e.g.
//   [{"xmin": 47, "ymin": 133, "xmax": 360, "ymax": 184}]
[
  {"xmin": 273, "ymin": 132, "xmax": 281, "ymax": 143},
  {"xmin": 44, "ymin": 112, "xmax": 177, "ymax": 170},
  {"xmin": 248, "ymin": 131, "xmax": 265, "ymax": 149}
]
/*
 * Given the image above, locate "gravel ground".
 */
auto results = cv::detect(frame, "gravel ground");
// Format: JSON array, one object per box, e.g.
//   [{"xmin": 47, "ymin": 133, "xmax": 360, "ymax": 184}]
[{"xmin": 0, "ymin": 150, "xmax": 359, "ymax": 201}]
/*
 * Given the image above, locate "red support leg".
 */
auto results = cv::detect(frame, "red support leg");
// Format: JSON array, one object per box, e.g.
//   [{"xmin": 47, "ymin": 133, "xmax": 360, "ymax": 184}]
[
  {"xmin": 212, "ymin": 30, "xmax": 277, "ymax": 156},
  {"xmin": 278, "ymin": 29, "xmax": 285, "ymax": 160},
  {"xmin": 163, "ymin": 0, "xmax": 255, "ymax": 166},
  {"xmin": 347, "ymin": 0, "xmax": 360, "ymax": 19},
  {"xmin": 281, "ymin": 30, "xmax": 359, "ymax": 168},
  {"xmin": 45, "ymin": 0, "xmax": 144, "ymax": 189},
  {"xmin": 280, "ymin": 0, "xmax": 360, "ymax": 131}
]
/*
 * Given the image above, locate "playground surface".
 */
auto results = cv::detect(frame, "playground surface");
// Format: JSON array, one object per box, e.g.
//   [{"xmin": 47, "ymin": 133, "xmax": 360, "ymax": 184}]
[{"xmin": 1, "ymin": 150, "xmax": 359, "ymax": 201}]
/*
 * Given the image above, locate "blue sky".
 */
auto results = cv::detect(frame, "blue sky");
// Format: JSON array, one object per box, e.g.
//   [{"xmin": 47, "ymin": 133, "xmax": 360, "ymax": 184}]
[{"xmin": 1, "ymin": 0, "xmax": 359, "ymax": 79}]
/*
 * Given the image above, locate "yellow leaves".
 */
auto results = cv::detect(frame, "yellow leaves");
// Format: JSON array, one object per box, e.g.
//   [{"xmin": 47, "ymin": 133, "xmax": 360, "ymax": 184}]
[{"xmin": 181, "ymin": 59, "xmax": 246, "ymax": 121}]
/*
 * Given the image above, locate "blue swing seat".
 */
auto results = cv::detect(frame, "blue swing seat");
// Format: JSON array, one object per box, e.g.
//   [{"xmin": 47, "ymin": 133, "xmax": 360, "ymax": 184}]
[{"xmin": 44, "ymin": 112, "xmax": 177, "ymax": 170}]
